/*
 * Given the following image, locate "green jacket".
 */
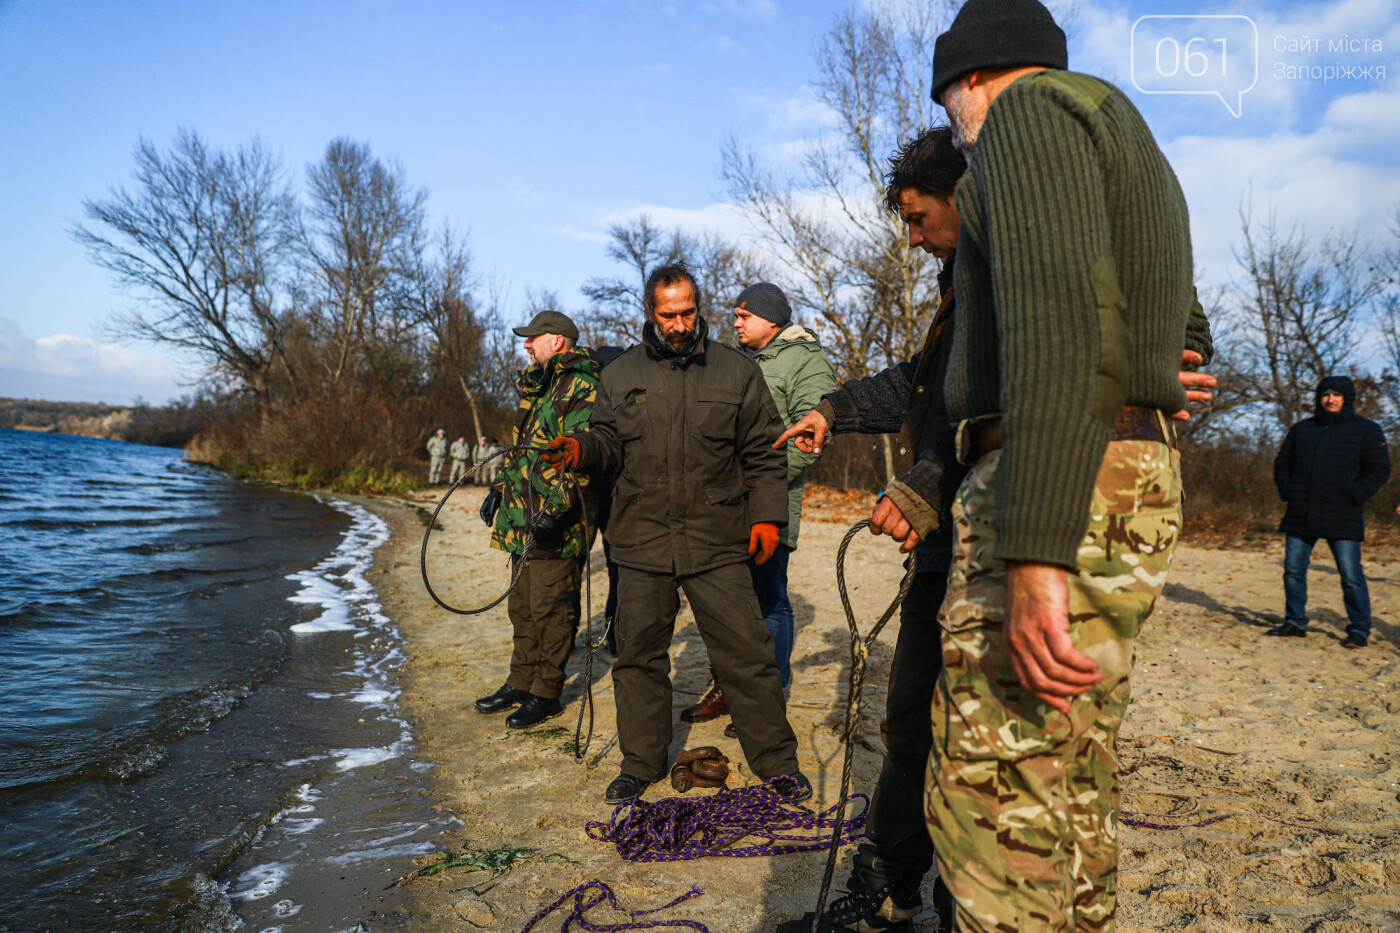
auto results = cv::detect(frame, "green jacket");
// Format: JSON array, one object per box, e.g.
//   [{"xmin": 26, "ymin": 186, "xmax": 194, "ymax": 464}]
[
  {"xmin": 490, "ymin": 348, "xmax": 600, "ymax": 559},
  {"xmin": 426, "ymin": 435, "xmax": 447, "ymax": 458},
  {"xmin": 749, "ymin": 325, "xmax": 839, "ymax": 549},
  {"xmin": 574, "ymin": 321, "xmax": 788, "ymax": 575}
]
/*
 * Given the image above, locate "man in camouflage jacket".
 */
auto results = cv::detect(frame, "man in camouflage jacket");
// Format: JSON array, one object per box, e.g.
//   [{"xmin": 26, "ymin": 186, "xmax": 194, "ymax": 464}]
[{"xmin": 474, "ymin": 310, "xmax": 600, "ymax": 730}]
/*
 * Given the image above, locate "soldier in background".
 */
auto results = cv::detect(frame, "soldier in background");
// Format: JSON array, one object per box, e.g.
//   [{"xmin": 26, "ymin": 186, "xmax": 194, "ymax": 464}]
[
  {"xmin": 482, "ymin": 438, "xmax": 505, "ymax": 486},
  {"xmin": 426, "ymin": 428, "xmax": 448, "ymax": 485},
  {"xmin": 449, "ymin": 434, "xmax": 470, "ymax": 485},
  {"xmin": 475, "ymin": 310, "xmax": 600, "ymax": 729},
  {"xmin": 472, "ymin": 436, "xmax": 490, "ymax": 485}
]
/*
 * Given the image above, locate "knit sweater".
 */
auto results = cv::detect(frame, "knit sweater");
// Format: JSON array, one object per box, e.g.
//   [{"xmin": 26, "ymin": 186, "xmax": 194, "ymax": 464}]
[{"xmin": 946, "ymin": 69, "xmax": 1194, "ymax": 567}]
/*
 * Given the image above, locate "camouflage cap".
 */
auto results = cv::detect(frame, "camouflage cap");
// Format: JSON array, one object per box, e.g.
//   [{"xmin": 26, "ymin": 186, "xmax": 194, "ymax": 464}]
[{"xmin": 513, "ymin": 310, "xmax": 579, "ymax": 341}]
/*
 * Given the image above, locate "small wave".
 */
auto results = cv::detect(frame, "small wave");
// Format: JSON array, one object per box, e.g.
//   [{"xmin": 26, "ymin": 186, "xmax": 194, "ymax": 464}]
[{"xmin": 159, "ymin": 872, "xmax": 243, "ymax": 933}]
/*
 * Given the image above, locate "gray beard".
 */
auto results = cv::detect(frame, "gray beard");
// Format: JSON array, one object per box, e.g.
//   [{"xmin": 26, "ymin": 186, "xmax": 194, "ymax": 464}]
[{"xmin": 946, "ymin": 93, "xmax": 983, "ymax": 156}]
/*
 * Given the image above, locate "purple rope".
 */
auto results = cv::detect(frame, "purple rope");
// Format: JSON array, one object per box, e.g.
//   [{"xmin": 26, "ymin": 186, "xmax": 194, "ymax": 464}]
[
  {"xmin": 585, "ymin": 776, "xmax": 868, "ymax": 862},
  {"xmin": 1119, "ymin": 810, "xmax": 1232, "ymax": 831},
  {"xmin": 519, "ymin": 880, "xmax": 708, "ymax": 933}
]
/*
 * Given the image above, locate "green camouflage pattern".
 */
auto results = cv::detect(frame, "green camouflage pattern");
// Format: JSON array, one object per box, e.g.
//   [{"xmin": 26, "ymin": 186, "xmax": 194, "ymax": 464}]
[
  {"xmin": 925, "ymin": 438, "xmax": 1182, "ymax": 932},
  {"xmin": 490, "ymin": 349, "xmax": 600, "ymax": 559}
]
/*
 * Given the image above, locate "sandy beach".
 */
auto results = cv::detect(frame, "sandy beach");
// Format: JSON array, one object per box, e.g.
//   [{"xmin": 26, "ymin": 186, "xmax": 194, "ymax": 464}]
[{"xmin": 364, "ymin": 486, "xmax": 1400, "ymax": 932}]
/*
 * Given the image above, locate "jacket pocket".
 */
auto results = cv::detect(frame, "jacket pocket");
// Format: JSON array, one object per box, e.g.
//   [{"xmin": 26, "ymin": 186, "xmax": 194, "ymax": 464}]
[
  {"xmin": 615, "ymin": 388, "xmax": 650, "ymax": 441},
  {"xmin": 696, "ymin": 388, "xmax": 740, "ymax": 441},
  {"xmin": 696, "ymin": 480, "xmax": 749, "ymax": 548}
]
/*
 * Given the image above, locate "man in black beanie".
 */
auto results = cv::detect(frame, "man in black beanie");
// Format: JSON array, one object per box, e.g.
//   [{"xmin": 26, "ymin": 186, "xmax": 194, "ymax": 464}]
[{"xmin": 924, "ymin": 0, "xmax": 1197, "ymax": 930}]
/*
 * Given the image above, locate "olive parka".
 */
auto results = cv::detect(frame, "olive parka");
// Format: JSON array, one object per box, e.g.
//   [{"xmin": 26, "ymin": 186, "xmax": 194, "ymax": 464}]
[
  {"xmin": 747, "ymin": 324, "xmax": 839, "ymax": 550},
  {"xmin": 572, "ymin": 319, "xmax": 789, "ymax": 575}
]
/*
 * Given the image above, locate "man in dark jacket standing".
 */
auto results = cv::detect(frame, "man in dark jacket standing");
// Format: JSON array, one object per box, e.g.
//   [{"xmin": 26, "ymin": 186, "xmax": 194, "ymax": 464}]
[
  {"xmin": 1269, "ymin": 375, "xmax": 1390, "ymax": 647},
  {"xmin": 545, "ymin": 262, "xmax": 811, "ymax": 806}
]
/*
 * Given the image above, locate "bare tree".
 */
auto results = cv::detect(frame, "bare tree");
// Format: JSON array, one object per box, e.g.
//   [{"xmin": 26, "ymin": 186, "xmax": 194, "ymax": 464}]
[
  {"xmin": 1218, "ymin": 205, "xmax": 1382, "ymax": 430},
  {"xmin": 720, "ymin": 3, "xmax": 954, "ymax": 480},
  {"xmin": 579, "ymin": 215, "xmax": 763, "ymax": 347},
  {"xmin": 75, "ymin": 130, "xmax": 300, "ymax": 402},
  {"xmin": 720, "ymin": 0, "xmax": 1077, "ymax": 480},
  {"xmin": 302, "ymin": 138, "xmax": 428, "ymax": 387}
]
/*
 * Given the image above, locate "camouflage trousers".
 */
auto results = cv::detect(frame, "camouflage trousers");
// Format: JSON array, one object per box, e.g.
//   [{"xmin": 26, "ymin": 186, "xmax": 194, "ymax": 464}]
[{"xmin": 925, "ymin": 440, "xmax": 1181, "ymax": 933}]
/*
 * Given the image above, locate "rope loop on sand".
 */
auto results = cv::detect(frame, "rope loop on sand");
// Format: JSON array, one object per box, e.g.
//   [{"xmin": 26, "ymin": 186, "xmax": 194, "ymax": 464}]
[
  {"xmin": 585, "ymin": 776, "xmax": 869, "ymax": 862},
  {"xmin": 518, "ymin": 880, "xmax": 708, "ymax": 933}
]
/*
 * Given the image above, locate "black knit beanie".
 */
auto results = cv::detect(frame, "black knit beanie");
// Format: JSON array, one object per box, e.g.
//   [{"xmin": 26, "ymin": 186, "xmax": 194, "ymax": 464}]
[
  {"xmin": 930, "ymin": 0, "xmax": 1068, "ymax": 103},
  {"xmin": 734, "ymin": 282, "xmax": 792, "ymax": 326}
]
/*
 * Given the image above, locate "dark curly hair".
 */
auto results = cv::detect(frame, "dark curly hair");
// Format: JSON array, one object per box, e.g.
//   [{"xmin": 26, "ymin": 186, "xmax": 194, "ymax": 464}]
[
  {"xmin": 643, "ymin": 261, "xmax": 700, "ymax": 312},
  {"xmin": 883, "ymin": 125, "xmax": 968, "ymax": 215}
]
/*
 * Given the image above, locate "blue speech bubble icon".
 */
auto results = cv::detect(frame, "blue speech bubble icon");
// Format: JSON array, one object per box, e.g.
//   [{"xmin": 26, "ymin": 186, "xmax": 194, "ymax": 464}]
[{"xmin": 1131, "ymin": 15, "xmax": 1258, "ymax": 117}]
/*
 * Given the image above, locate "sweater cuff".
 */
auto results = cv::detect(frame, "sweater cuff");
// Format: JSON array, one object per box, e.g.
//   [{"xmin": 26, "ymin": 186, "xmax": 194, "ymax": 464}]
[
  {"xmin": 816, "ymin": 394, "xmax": 859, "ymax": 436},
  {"xmin": 884, "ymin": 479, "xmax": 939, "ymax": 538}
]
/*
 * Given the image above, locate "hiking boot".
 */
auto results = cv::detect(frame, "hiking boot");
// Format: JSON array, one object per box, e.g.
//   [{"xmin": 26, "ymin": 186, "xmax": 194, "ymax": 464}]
[
  {"xmin": 770, "ymin": 772, "xmax": 813, "ymax": 803},
  {"xmin": 774, "ymin": 880, "xmax": 923, "ymax": 933},
  {"xmin": 475, "ymin": 683, "xmax": 529, "ymax": 713},
  {"xmin": 604, "ymin": 773, "xmax": 651, "ymax": 805},
  {"xmin": 1264, "ymin": 624, "xmax": 1306, "ymax": 637},
  {"xmin": 681, "ymin": 674, "xmax": 728, "ymax": 723},
  {"xmin": 505, "ymin": 695, "xmax": 564, "ymax": 729},
  {"xmin": 1342, "ymin": 632, "xmax": 1368, "ymax": 648}
]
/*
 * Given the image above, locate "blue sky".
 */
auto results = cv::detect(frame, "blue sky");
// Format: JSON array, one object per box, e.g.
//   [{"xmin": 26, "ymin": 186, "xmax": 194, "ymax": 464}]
[{"xmin": 1, "ymin": 0, "xmax": 1397, "ymax": 404}]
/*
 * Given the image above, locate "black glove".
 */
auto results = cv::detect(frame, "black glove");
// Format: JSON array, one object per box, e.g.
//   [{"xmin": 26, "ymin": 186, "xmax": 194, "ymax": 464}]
[
  {"xmin": 531, "ymin": 511, "xmax": 566, "ymax": 548},
  {"xmin": 480, "ymin": 489, "xmax": 501, "ymax": 527}
]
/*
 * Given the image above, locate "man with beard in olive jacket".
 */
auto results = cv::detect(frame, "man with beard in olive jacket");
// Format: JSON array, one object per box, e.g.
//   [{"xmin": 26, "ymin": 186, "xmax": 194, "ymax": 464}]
[{"xmin": 544, "ymin": 262, "xmax": 811, "ymax": 806}]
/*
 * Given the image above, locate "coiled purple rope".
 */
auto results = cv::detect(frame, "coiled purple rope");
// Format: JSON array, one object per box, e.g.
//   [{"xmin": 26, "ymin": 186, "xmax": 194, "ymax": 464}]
[
  {"xmin": 519, "ymin": 880, "xmax": 708, "ymax": 933},
  {"xmin": 585, "ymin": 776, "xmax": 869, "ymax": 862}
]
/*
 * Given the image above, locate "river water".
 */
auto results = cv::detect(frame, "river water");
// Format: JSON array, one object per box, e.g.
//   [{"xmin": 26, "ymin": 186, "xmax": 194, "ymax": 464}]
[{"xmin": 0, "ymin": 429, "xmax": 451, "ymax": 932}]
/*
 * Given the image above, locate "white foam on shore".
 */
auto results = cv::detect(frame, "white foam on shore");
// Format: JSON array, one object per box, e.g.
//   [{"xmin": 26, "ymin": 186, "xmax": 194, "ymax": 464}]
[
  {"xmin": 330, "ymin": 745, "xmax": 401, "ymax": 771},
  {"xmin": 230, "ymin": 862, "xmax": 291, "ymax": 901},
  {"xmin": 284, "ymin": 502, "xmax": 391, "ymax": 636},
  {"xmin": 230, "ymin": 500, "xmax": 445, "ymax": 931}
]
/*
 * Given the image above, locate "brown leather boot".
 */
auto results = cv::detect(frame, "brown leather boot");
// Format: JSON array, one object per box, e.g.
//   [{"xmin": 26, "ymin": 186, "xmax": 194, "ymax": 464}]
[{"xmin": 680, "ymin": 671, "xmax": 728, "ymax": 723}]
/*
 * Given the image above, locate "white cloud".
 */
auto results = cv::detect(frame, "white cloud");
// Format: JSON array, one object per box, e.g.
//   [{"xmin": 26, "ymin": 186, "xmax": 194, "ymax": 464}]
[
  {"xmin": 0, "ymin": 317, "xmax": 198, "ymax": 405},
  {"xmin": 1163, "ymin": 73, "xmax": 1400, "ymax": 283},
  {"xmin": 715, "ymin": 34, "xmax": 744, "ymax": 54},
  {"xmin": 699, "ymin": 0, "xmax": 779, "ymax": 20}
]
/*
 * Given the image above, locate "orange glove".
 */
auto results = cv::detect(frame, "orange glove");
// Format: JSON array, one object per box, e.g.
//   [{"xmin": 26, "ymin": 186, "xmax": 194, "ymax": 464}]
[
  {"xmin": 748, "ymin": 522, "xmax": 780, "ymax": 565},
  {"xmin": 542, "ymin": 436, "xmax": 581, "ymax": 469}
]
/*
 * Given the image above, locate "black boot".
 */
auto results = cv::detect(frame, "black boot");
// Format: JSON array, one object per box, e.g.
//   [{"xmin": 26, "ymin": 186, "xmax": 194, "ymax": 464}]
[
  {"xmin": 774, "ymin": 879, "xmax": 924, "ymax": 932},
  {"xmin": 506, "ymin": 695, "xmax": 564, "ymax": 729},
  {"xmin": 474, "ymin": 683, "xmax": 529, "ymax": 713}
]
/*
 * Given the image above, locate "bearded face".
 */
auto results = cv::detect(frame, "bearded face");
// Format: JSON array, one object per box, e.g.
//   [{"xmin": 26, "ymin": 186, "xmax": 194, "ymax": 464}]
[{"xmin": 944, "ymin": 82, "xmax": 988, "ymax": 156}]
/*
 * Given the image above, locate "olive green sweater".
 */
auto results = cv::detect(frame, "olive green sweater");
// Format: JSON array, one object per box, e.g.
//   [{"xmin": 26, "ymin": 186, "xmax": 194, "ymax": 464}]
[{"xmin": 946, "ymin": 70, "xmax": 1193, "ymax": 567}]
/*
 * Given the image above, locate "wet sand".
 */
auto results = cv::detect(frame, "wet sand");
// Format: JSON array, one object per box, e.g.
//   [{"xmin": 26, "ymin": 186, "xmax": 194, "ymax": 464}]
[{"xmin": 365, "ymin": 487, "xmax": 1400, "ymax": 932}]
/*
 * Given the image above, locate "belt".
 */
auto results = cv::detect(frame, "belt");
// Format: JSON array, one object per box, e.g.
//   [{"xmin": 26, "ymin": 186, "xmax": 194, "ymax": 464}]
[{"xmin": 957, "ymin": 406, "xmax": 1176, "ymax": 465}]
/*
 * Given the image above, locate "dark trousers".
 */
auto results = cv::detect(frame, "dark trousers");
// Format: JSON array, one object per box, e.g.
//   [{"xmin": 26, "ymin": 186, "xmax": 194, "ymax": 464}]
[
  {"xmin": 850, "ymin": 570, "xmax": 952, "ymax": 909},
  {"xmin": 505, "ymin": 556, "xmax": 582, "ymax": 700},
  {"xmin": 1283, "ymin": 534, "xmax": 1372, "ymax": 638},
  {"xmin": 748, "ymin": 545, "xmax": 795, "ymax": 687},
  {"xmin": 613, "ymin": 561, "xmax": 800, "ymax": 782}
]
